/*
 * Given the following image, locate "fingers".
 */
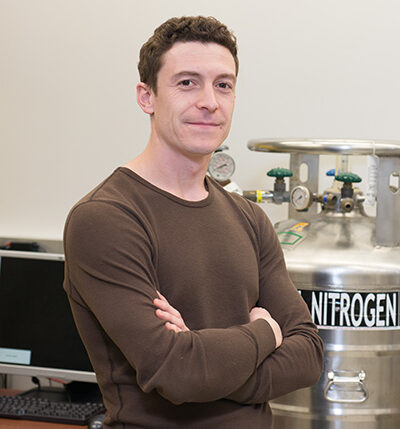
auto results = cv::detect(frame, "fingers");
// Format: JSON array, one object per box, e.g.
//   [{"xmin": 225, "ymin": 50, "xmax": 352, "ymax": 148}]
[
  {"xmin": 249, "ymin": 306, "xmax": 282, "ymax": 349},
  {"xmin": 165, "ymin": 322, "xmax": 182, "ymax": 333},
  {"xmin": 156, "ymin": 290, "xmax": 168, "ymax": 302},
  {"xmin": 154, "ymin": 294, "xmax": 189, "ymax": 332},
  {"xmin": 154, "ymin": 297, "xmax": 182, "ymax": 319},
  {"xmin": 249, "ymin": 307, "xmax": 271, "ymax": 322},
  {"xmin": 155, "ymin": 307, "xmax": 187, "ymax": 331}
]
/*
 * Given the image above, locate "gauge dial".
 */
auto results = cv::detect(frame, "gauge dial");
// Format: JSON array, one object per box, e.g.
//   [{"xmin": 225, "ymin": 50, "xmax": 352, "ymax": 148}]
[
  {"xmin": 208, "ymin": 152, "xmax": 236, "ymax": 182},
  {"xmin": 290, "ymin": 185, "xmax": 312, "ymax": 211}
]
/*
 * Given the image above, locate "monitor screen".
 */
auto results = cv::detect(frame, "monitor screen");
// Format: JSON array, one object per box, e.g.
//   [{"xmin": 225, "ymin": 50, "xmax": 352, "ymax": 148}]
[{"xmin": 0, "ymin": 253, "xmax": 96, "ymax": 383}]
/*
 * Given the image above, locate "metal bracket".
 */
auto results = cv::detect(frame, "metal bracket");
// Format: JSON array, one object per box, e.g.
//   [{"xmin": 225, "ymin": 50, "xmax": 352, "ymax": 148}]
[
  {"xmin": 376, "ymin": 157, "xmax": 400, "ymax": 247},
  {"xmin": 289, "ymin": 153, "xmax": 319, "ymax": 218}
]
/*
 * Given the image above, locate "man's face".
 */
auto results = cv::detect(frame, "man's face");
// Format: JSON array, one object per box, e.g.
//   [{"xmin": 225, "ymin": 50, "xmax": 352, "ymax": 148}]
[{"xmin": 145, "ymin": 42, "xmax": 237, "ymax": 158}]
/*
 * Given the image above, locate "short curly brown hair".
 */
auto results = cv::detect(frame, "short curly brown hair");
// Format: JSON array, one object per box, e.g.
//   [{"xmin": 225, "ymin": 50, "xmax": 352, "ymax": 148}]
[{"xmin": 138, "ymin": 16, "xmax": 238, "ymax": 94}]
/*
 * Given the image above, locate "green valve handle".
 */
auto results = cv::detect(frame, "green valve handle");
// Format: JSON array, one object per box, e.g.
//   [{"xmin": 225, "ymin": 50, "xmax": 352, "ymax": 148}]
[
  {"xmin": 267, "ymin": 168, "xmax": 293, "ymax": 178},
  {"xmin": 335, "ymin": 172, "xmax": 362, "ymax": 183}
]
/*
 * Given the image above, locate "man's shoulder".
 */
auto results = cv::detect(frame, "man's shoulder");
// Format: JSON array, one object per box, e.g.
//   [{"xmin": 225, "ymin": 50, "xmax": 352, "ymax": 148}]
[
  {"xmin": 64, "ymin": 168, "xmax": 156, "ymax": 250},
  {"xmin": 65, "ymin": 168, "xmax": 143, "ymax": 229},
  {"xmin": 73, "ymin": 167, "xmax": 131, "ymax": 204}
]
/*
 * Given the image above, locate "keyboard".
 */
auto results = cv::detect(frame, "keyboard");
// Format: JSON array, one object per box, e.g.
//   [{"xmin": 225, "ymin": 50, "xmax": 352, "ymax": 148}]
[{"xmin": 0, "ymin": 394, "xmax": 106, "ymax": 425}]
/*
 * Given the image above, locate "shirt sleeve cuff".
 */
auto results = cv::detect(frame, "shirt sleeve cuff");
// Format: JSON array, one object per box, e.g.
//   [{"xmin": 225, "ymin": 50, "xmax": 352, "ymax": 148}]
[{"xmin": 240, "ymin": 319, "xmax": 277, "ymax": 367}]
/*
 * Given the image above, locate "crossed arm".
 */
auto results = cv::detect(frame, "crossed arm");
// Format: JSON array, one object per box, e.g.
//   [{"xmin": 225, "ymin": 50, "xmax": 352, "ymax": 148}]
[
  {"xmin": 154, "ymin": 289, "xmax": 323, "ymax": 404},
  {"xmin": 154, "ymin": 291, "xmax": 283, "ymax": 348}
]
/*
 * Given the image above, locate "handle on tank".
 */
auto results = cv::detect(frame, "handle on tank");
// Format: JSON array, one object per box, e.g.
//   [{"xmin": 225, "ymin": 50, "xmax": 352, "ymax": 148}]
[
  {"xmin": 248, "ymin": 138, "xmax": 400, "ymax": 156},
  {"xmin": 324, "ymin": 370, "xmax": 368, "ymax": 404}
]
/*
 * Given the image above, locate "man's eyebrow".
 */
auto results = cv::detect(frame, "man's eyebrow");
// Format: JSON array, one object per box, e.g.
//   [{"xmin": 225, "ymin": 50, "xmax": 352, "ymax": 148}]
[
  {"xmin": 171, "ymin": 71, "xmax": 237, "ymax": 83},
  {"xmin": 217, "ymin": 73, "xmax": 237, "ymax": 83},
  {"xmin": 172, "ymin": 71, "xmax": 201, "ymax": 81}
]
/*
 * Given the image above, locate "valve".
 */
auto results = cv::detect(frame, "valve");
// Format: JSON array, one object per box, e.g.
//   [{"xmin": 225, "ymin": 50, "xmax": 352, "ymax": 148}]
[
  {"xmin": 267, "ymin": 168, "xmax": 292, "ymax": 203},
  {"xmin": 335, "ymin": 172, "xmax": 362, "ymax": 212},
  {"xmin": 242, "ymin": 168, "xmax": 292, "ymax": 204},
  {"xmin": 267, "ymin": 168, "xmax": 292, "ymax": 194}
]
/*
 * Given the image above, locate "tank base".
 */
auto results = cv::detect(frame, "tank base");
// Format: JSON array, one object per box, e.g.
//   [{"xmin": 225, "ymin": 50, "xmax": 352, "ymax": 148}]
[{"xmin": 272, "ymin": 411, "xmax": 400, "ymax": 429}]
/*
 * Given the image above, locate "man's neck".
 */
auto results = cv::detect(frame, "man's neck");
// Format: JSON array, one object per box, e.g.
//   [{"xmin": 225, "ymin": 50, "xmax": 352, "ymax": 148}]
[{"xmin": 124, "ymin": 143, "xmax": 211, "ymax": 202}]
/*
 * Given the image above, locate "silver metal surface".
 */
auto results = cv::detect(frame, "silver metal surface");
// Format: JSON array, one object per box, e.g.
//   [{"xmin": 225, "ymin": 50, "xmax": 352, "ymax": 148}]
[
  {"xmin": 271, "ymin": 211, "xmax": 400, "ymax": 428},
  {"xmin": 274, "ymin": 213, "xmax": 400, "ymax": 288},
  {"xmin": 272, "ymin": 328, "xmax": 400, "ymax": 428},
  {"xmin": 247, "ymin": 138, "xmax": 400, "ymax": 428},
  {"xmin": 324, "ymin": 370, "xmax": 368, "ymax": 404},
  {"xmin": 289, "ymin": 153, "xmax": 319, "ymax": 217},
  {"xmin": 248, "ymin": 138, "xmax": 400, "ymax": 157},
  {"xmin": 248, "ymin": 138, "xmax": 400, "ymax": 247},
  {"xmin": 376, "ymin": 157, "xmax": 400, "ymax": 246}
]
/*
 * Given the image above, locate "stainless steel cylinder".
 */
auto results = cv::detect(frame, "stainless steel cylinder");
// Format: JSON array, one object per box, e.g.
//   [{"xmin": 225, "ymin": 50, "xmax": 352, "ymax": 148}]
[{"xmin": 271, "ymin": 212, "xmax": 400, "ymax": 428}]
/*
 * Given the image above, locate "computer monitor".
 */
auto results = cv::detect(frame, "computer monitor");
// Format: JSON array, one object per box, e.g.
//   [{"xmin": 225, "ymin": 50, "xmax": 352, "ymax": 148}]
[{"xmin": 0, "ymin": 250, "xmax": 96, "ymax": 386}]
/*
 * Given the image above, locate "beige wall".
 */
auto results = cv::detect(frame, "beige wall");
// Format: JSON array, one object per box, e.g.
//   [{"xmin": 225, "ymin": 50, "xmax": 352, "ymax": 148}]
[{"xmin": 1, "ymin": 0, "xmax": 399, "ymax": 239}]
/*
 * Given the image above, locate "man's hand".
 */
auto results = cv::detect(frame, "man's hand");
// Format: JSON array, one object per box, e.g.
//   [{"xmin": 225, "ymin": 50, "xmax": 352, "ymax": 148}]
[
  {"xmin": 154, "ymin": 291, "xmax": 189, "ymax": 333},
  {"xmin": 250, "ymin": 307, "xmax": 282, "ymax": 349}
]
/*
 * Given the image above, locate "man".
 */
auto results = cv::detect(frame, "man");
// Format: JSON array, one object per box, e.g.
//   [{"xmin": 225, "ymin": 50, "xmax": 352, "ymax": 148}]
[{"xmin": 64, "ymin": 16, "xmax": 323, "ymax": 428}]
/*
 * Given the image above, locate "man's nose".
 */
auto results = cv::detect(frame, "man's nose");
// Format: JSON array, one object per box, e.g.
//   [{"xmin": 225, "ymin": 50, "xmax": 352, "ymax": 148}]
[{"xmin": 196, "ymin": 84, "xmax": 218, "ymax": 112}]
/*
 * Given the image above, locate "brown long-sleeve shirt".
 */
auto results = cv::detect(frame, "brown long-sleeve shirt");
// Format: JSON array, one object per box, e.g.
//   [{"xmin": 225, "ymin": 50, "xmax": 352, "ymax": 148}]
[{"xmin": 63, "ymin": 167, "xmax": 323, "ymax": 428}]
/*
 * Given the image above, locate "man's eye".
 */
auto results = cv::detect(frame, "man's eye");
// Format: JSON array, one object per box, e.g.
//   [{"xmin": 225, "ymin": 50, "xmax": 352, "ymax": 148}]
[
  {"xmin": 217, "ymin": 82, "xmax": 232, "ymax": 90},
  {"xmin": 180, "ymin": 79, "xmax": 193, "ymax": 87}
]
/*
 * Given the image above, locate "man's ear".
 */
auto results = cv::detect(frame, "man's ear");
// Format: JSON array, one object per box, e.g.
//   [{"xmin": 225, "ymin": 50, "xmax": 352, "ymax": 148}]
[{"xmin": 136, "ymin": 82, "xmax": 154, "ymax": 114}]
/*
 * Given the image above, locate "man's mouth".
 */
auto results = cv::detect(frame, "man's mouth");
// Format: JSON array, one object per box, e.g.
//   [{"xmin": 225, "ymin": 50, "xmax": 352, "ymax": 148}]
[{"xmin": 185, "ymin": 121, "xmax": 221, "ymax": 128}]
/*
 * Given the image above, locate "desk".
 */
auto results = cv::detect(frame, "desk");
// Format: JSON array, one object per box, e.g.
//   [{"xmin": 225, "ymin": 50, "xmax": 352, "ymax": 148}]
[{"xmin": 0, "ymin": 389, "xmax": 89, "ymax": 428}]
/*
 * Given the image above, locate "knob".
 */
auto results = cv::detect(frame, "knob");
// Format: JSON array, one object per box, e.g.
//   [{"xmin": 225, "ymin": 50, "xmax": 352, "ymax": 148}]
[
  {"xmin": 326, "ymin": 169, "xmax": 336, "ymax": 177},
  {"xmin": 335, "ymin": 172, "xmax": 362, "ymax": 183},
  {"xmin": 267, "ymin": 168, "xmax": 293, "ymax": 178}
]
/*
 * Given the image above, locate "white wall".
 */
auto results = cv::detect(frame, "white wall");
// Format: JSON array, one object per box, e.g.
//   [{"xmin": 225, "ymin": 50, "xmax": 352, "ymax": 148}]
[{"xmin": 1, "ymin": 0, "xmax": 400, "ymax": 239}]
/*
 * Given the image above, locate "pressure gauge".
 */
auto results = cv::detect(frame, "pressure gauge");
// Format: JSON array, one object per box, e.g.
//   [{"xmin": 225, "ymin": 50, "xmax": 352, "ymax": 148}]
[
  {"xmin": 290, "ymin": 185, "xmax": 312, "ymax": 211},
  {"xmin": 208, "ymin": 151, "xmax": 236, "ymax": 182}
]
